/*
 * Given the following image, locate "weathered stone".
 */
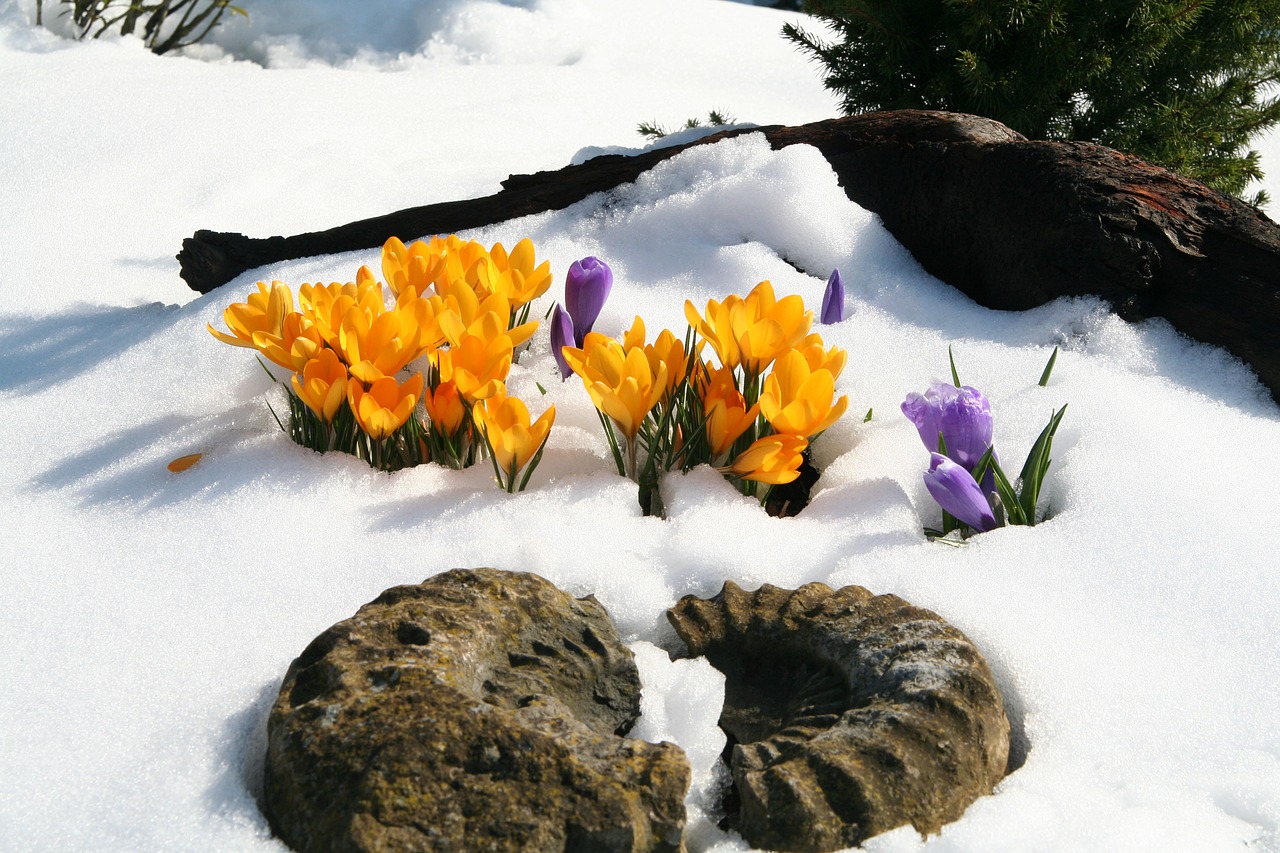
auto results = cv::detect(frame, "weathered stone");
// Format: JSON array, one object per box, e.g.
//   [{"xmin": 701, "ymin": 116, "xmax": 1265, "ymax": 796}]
[
  {"xmin": 667, "ymin": 581, "xmax": 1009, "ymax": 852},
  {"xmin": 264, "ymin": 568, "xmax": 690, "ymax": 853}
]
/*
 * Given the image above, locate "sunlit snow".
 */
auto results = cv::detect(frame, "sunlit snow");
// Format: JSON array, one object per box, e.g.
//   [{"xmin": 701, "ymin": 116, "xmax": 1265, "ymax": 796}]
[{"xmin": 2, "ymin": 1, "xmax": 1279, "ymax": 851}]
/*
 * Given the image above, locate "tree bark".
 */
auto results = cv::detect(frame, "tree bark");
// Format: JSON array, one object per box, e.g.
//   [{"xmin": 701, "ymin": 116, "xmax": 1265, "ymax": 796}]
[{"xmin": 179, "ymin": 110, "xmax": 1280, "ymax": 402}]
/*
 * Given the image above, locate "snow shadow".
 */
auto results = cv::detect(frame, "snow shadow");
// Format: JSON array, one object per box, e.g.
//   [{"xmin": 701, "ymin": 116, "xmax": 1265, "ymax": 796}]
[
  {"xmin": 0, "ymin": 302, "xmax": 181, "ymax": 393},
  {"xmin": 25, "ymin": 409, "xmax": 317, "ymax": 510},
  {"xmin": 204, "ymin": 680, "xmax": 278, "ymax": 839}
]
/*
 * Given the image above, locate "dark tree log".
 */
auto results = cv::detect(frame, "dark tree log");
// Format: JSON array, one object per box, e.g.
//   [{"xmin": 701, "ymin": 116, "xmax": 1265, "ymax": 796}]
[{"xmin": 179, "ymin": 111, "xmax": 1280, "ymax": 402}]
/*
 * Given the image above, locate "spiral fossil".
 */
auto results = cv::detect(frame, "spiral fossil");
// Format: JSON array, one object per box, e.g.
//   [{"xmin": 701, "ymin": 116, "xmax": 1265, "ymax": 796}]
[
  {"xmin": 667, "ymin": 580, "xmax": 1011, "ymax": 852},
  {"xmin": 263, "ymin": 568, "xmax": 690, "ymax": 853}
]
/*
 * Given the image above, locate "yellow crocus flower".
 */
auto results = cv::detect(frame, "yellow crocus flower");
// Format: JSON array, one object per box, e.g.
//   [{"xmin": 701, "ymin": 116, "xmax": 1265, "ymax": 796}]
[
  {"xmin": 621, "ymin": 317, "xmax": 692, "ymax": 399},
  {"xmin": 563, "ymin": 333, "xmax": 668, "ymax": 440},
  {"xmin": 472, "ymin": 389, "xmax": 555, "ymax": 481},
  {"xmin": 251, "ymin": 312, "xmax": 325, "ymax": 371},
  {"xmin": 337, "ymin": 297, "xmax": 438, "ymax": 384},
  {"xmin": 298, "ymin": 276, "xmax": 386, "ymax": 351},
  {"xmin": 412, "ymin": 234, "xmax": 491, "ymax": 298},
  {"xmin": 434, "ymin": 332, "xmax": 513, "ymax": 403},
  {"xmin": 291, "ymin": 348, "xmax": 349, "ymax": 423},
  {"xmin": 700, "ymin": 364, "xmax": 760, "ymax": 458},
  {"xmin": 436, "ymin": 279, "xmax": 538, "ymax": 350},
  {"xmin": 728, "ymin": 434, "xmax": 809, "ymax": 485},
  {"xmin": 348, "ymin": 372, "xmax": 424, "ymax": 440},
  {"xmin": 797, "ymin": 333, "xmax": 848, "ymax": 380},
  {"xmin": 758, "ymin": 349, "xmax": 849, "ymax": 438},
  {"xmin": 382, "ymin": 236, "xmax": 447, "ymax": 299},
  {"xmin": 685, "ymin": 280, "xmax": 811, "ymax": 376},
  {"xmin": 423, "ymin": 379, "xmax": 467, "ymax": 436},
  {"xmin": 207, "ymin": 280, "xmax": 294, "ymax": 349},
  {"xmin": 476, "ymin": 238, "xmax": 554, "ymax": 307}
]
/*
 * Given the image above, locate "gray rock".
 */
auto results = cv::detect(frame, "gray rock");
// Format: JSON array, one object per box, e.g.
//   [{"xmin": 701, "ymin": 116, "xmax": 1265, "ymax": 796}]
[
  {"xmin": 264, "ymin": 568, "xmax": 690, "ymax": 852},
  {"xmin": 668, "ymin": 581, "xmax": 1010, "ymax": 852}
]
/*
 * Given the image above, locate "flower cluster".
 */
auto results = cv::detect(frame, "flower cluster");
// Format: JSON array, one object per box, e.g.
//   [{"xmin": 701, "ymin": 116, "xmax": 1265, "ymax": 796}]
[
  {"xmin": 204, "ymin": 246, "xmax": 1073, "ymax": 537},
  {"xmin": 207, "ymin": 235, "xmax": 556, "ymax": 489},
  {"xmin": 559, "ymin": 270, "xmax": 850, "ymax": 515},
  {"xmin": 902, "ymin": 353, "xmax": 1067, "ymax": 537}
]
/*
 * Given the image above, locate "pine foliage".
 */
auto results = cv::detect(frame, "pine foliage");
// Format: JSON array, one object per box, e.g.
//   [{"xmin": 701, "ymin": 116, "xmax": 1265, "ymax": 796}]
[{"xmin": 785, "ymin": 0, "xmax": 1280, "ymax": 202}]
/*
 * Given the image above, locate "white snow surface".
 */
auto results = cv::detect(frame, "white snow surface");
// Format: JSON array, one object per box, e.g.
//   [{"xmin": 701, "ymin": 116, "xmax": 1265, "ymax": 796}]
[{"xmin": 2, "ymin": 1, "xmax": 1279, "ymax": 851}]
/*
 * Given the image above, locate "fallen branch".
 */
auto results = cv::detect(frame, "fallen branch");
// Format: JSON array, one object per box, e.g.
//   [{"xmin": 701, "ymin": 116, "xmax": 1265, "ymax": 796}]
[{"xmin": 180, "ymin": 111, "xmax": 1280, "ymax": 402}]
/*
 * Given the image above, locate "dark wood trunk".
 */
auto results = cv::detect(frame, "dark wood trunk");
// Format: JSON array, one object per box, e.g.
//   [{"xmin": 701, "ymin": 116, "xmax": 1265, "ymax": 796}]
[{"xmin": 179, "ymin": 111, "xmax": 1280, "ymax": 402}]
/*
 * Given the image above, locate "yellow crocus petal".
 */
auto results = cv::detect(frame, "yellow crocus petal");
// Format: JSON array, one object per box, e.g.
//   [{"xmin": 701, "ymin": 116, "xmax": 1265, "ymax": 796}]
[
  {"xmin": 685, "ymin": 297, "xmax": 741, "ymax": 369},
  {"xmin": 471, "ymin": 256, "xmax": 502, "ymax": 299},
  {"xmin": 705, "ymin": 393, "xmax": 760, "ymax": 458},
  {"xmin": 561, "ymin": 344, "xmax": 590, "ymax": 379},
  {"xmin": 527, "ymin": 405, "xmax": 555, "ymax": 461},
  {"xmin": 505, "ymin": 318, "xmax": 539, "ymax": 349},
  {"xmin": 737, "ymin": 287, "xmax": 811, "ymax": 375},
  {"xmin": 266, "ymin": 281, "xmax": 295, "ymax": 334},
  {"xmin": 347, "ymin": 360, "xmax": 386, "ymax": 384},
  {"xmin": 728, "ymin": 434, "xmax": 809, "ymax": 485},
  {"xmin": 207, "ymin": 323, "xmax": 253, "ymax": 348},
  {"xmin": 587, "ymin": 380, "xmax": 639, "ymax": 438},
  {"xmin": 291, "ymin": 349, "xmax": 349, "ymax": 423},
  {"xmin": 167, "ymin": 453, "xmax": 203, "ymax": 473},
  {"xmin": 437, "ymin": 279, "xmax": 483, "ymax": 345},
  {"xmin": 737, "ymin": 318, "xmax": 787, "ymax": 376},
  {"xmin": 622, "ymin": 316, "xmax": 646, "ymax": 352},
  {"xmin": 508, "ymin": 238, "xmax": 535, "ymax": 277}
]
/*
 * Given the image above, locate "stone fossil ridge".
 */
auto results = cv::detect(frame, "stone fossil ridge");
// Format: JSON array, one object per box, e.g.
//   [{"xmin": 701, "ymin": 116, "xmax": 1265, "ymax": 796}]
[
  {"xmin": 263, "ymin": 568, "xmax": 690, "ymax": 853},
  {"xmin": 667, "ymin": 580, "xmax": 1011, "ymax": 853},
  {"xmin": 262, "ymin": 570, "xmax": 1010, "ymax": 852}
]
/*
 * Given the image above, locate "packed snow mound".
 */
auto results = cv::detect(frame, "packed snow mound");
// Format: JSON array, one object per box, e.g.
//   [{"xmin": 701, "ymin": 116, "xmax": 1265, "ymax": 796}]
[{"xmin": 12, "ymin": 0, "xmax": 810, "ymax": 69}]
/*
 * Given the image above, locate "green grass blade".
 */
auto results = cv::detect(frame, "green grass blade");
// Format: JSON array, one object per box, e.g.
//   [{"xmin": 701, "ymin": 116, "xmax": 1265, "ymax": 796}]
[
  {"xmin": 1017, "ymin": 405, "xmax": 1068, "ymax": 523},
  {"xmin": 1039, "ymin": 346, "xmax": 1060, "ymax": 387}
]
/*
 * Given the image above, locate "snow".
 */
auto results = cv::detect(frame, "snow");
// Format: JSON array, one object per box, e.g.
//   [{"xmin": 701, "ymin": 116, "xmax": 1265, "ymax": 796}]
[{"xmin": 2, "ymin": 1, "xmax": 1279, "ymax": 851}]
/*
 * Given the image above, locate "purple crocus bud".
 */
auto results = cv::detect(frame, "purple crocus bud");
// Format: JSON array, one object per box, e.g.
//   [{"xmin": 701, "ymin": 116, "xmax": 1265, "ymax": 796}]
[
  {"xmin": 820, "ymin": 268, "xmax": 845, "ymax": 324},
  {"xmin": 901, "ymin": 381, "xmax": 994, "ymax": 472},
  {"xmin": 923, "ymin": 453, "xmax": 997, "ymax": 532},
  {"xmin": 550, "ymin": 303, "xmax": 575, "ymax": 380},
  {"xmin": 565, "ymin": 256, "xmax": 612, "ymax": 346}
]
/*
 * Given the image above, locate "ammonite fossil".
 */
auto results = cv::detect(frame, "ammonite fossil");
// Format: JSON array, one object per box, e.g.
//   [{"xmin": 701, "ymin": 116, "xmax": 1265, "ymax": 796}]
[
  {"xmin": 667, "ymin": 580, "xmax": 1010, "ymax": 852},
  {"xmin": 264, "ymin": 568, "xmax": 690, "ymax": 853}
]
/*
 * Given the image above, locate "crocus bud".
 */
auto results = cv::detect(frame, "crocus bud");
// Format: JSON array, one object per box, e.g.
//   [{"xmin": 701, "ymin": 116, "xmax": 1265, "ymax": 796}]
[
  {"xmin": 550, "ymin": 303, "xmax": 574, "ymax": 380},
  {"xmin": 820, "ymin": 268, "xmax": 845, "ymax": 324},
  {"xmin": 923, "ymin": 453, "xmax": 997, "ymax": 532},
  {"xmin": 901, "ymin": 381, "xmax": 994, "ymax": 472},
  {"xmin": 565, "ymin": 256, "xmax": 612, "ymax": 345}
]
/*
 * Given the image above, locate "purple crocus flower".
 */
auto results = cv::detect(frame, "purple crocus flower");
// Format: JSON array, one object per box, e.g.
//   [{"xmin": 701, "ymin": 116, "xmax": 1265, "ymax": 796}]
[
  {"xmin": 550, "ymin": 303, "xmax": 575, "ymax": 380},
  {"xmin": 564, "ymin": 256, "xmax": 612, "ymax": 346},
  {"xmin": 923, "ymin": 453, "xmax": 997, "ymax": 532},
  {"xmin": 901, "ymin": 381, "xmax": 994, "ymax": 472},
  {"xmin": 820, "ymin": 268, "xmax": 845, "ymax": 324}
]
